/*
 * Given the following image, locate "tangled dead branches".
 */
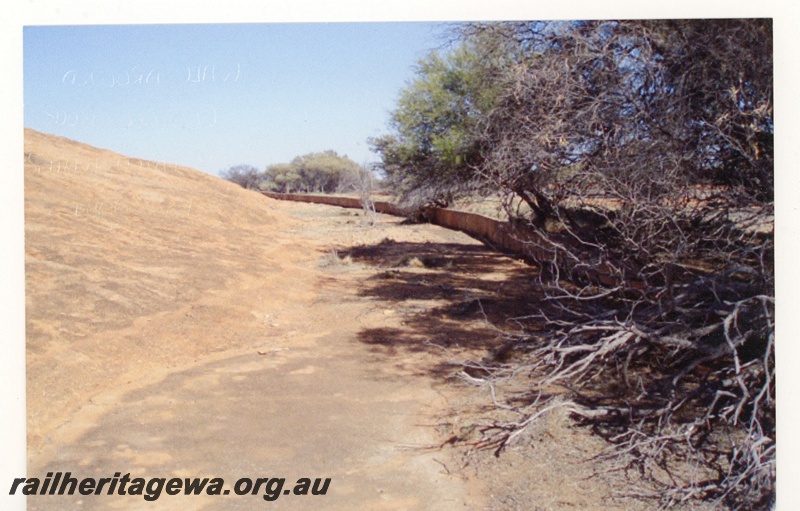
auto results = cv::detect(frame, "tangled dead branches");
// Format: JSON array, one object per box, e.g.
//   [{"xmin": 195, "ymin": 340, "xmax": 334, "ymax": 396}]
[
  {"xmin": 460, "ymin": 244, "xmax": 774, "ymax": 509},
  {"xmin": 446, "ymin": 20, "xmax": 774, "ymax": 510},
  {"xmin": 367, "ymin": 18, "xmax": 773, "ymax": 510}
]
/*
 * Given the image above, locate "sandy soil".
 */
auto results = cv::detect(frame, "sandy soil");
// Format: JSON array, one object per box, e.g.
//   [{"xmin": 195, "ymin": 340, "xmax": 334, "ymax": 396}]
[{"xmin": 24, "ymin": 128, "xmax": 664, "ymax": 510}]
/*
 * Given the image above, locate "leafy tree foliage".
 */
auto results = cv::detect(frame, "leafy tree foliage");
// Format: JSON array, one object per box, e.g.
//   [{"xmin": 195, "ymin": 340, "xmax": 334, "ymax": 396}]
[
  {"xmin": 287, "ymin": 150, "xmax": 365, "ymax": 194},
  {"xmin": 222, "ymin": 152, "xmax": 371, "ymax": 195},
  {"xmin": 264, "ymin": 162, "xmax": 302, "ymax": 193},
  {"xmin": 374, "ymin": 19, "xmax": 774, "ymax": 509},
  {"xmin": 369, "ymin": 39, "xmax": 503, "ymax": 206}
]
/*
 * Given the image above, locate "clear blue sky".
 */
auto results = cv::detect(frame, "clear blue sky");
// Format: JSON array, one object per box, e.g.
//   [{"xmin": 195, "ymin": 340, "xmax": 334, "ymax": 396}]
[
  {"xmin": 5, "ymin": 5, "xmax": 799, "ymax": 510},
  {"xmin": 23, "ymin": 22, "xmax": 452, "ymax": 174}
]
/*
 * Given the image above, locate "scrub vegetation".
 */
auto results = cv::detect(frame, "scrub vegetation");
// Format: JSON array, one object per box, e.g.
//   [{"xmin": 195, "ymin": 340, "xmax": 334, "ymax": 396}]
[
  {"xmin": 221, "ymin": 150, "xmax": 374, "ymax": 195},
  {"xmin": 368, "ymin": 19, "xmax": 774, "ymax": 510}
]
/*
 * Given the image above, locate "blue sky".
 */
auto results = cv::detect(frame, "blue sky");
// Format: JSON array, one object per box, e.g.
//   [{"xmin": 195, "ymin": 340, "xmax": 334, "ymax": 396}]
[
  {"xmin": 23, "ymin": 22, "xmax": 452, "ymax": 174},
  {"xmin": 5, "ymin": 4, "xmax": 800, "ymax": 511}
]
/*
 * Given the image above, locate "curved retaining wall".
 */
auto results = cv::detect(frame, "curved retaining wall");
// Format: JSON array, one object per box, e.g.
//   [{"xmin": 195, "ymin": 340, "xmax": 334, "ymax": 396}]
[
  {"xmin": 260, "ymin": 192, "xmax": 413, "ymax": 217},
  {"xmin": 260, "ymin": 191, "xmax": 620, "ymax": 287},
  {"xmin": 261, "ymin": 191, "xmax": 555, "ymax": 259}
]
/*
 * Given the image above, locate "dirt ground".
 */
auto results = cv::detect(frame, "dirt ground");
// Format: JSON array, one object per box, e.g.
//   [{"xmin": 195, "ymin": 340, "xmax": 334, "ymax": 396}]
[{"xmin": 24, "ymin": 128, "xmax": 670, "ymax": 510}]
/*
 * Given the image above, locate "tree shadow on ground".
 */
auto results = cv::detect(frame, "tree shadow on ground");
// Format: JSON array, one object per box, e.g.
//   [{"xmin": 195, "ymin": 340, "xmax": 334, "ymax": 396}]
[{"xmin": 338, "ymin": 238, "xmax": 545, "ymax": 379}]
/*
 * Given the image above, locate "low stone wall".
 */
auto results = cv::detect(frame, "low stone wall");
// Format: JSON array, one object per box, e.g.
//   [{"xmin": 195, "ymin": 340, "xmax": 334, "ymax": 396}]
[
  {"xmin": 259, "ymin": 192, "xmax": 649, "ymax": 288},
  {"xmin": 260, "ymin": 192, "xmax": 413, "ymax": 217},
  {"xmin": 260, "ymin": 191, "xmax": 555, "ymax": 261},
  {"xmin": 423, "ymin": 207, "xmax": 549, "ymax": 259}
]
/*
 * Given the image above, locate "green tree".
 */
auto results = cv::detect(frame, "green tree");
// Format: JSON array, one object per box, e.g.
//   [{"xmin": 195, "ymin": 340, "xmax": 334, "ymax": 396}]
[
  {"xmin": 369, "ymin": 38, "xmax": 502, "ymax": 207},
  {"xmin": 265, "ymin": 151, "xmax": 367, "ymax": 194},
  {"xmin": 264, "ymin": 162, "xmax": 301, "ymax": 193}
]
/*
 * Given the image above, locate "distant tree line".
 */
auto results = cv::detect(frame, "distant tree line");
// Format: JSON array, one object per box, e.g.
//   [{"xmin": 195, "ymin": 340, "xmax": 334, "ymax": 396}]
[
  {"xmin": 220, "ymin": 150, "xmax": 374, "ymax": 194},
  {"xmin": 370, "ymin": 19, "xmax": 773, "ymax": 510}
]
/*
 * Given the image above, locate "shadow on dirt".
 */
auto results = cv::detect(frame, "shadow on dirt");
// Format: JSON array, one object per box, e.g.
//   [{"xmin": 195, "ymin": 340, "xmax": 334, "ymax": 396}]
[{"xmin": 338, "ymin": 238, "xmax": 544, "ymax": 378}]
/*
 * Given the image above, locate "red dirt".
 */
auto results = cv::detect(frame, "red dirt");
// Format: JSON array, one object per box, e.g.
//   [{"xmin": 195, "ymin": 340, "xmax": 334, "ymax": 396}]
[{"xmin": 24, "ymin": 128, "xmax": 674, "ymax": 510}]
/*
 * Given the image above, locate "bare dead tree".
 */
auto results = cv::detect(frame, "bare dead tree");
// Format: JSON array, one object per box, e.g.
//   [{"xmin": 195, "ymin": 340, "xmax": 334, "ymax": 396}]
[
  {"xmin": 219, "ymin": 164, "xmax": 263, "ymax": 190},
  {"xmin": 452, "ymin": 20, "xmax": 774, "ymax": 510},
  {"xmin": 357, "ymin": 166, "xmax": 378, "ymax": 226}
]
